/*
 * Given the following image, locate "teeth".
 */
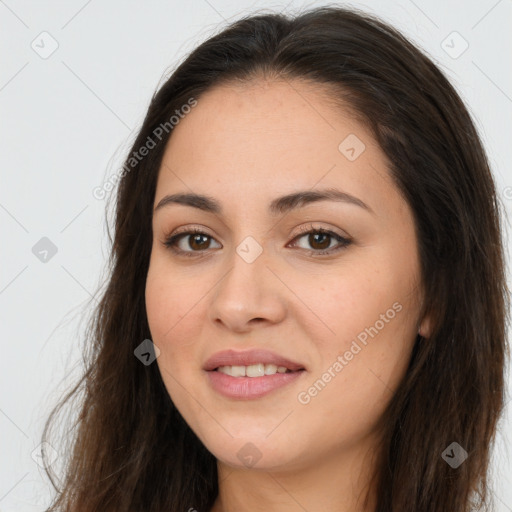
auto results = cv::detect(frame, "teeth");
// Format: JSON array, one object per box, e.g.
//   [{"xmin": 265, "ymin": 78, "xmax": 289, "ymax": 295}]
[
  {"xmin": 264, "ymin": 364, "xmax": 278, "ymax": 375},
  {"xmin": 217, "ymin": 364, "xmax": 292, "ymax": 377},
  {"xmin": 246, "ymin": 363, "xmax": 264, "ymax": 377}
]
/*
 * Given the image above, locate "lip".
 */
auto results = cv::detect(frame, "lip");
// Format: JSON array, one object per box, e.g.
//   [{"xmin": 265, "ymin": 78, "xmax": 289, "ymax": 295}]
[
  {"xmin": 205, "ymin": 370, "xmax": 305, "ymax": 399},
  {"xmin": 203, "ymin": 349, "xmax": 305, "ymax": 372},
  {"xmin": 203, "ymin": 349, "xmax": 306, "ymax": 400}
]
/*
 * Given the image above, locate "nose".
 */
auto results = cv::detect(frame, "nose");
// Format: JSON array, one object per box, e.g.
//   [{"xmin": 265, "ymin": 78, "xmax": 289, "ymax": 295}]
[{"xmin": 207, "ymin": 245, "xmax": 287, "ymax": 333}]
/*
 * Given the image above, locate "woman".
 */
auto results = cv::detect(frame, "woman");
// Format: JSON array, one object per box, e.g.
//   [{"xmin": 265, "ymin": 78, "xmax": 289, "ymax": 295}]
[{"xmin": 41, "ymin": 5, "xmax": 510, "ymax": 511}]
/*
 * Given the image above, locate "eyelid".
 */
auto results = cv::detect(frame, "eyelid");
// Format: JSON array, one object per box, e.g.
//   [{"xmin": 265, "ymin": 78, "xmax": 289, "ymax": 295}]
[
  {"xmin": 171, "ymin": 224, "xmax": 215, "ymax": 238},
  {"xmin": 291, "ymin": 222, "xmax": 350, "ymax": 239}
]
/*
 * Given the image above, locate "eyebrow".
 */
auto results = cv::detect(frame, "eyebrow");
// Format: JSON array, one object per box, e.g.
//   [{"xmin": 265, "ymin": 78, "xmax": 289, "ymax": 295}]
[{"xmin": 153, "ymin": 187, "xmax": 375, "ymax": 216}]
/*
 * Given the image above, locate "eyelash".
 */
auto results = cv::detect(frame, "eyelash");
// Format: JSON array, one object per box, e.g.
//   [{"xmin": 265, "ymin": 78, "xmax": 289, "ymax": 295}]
[{"xmin": 162, "ymin": 223, "xmax": 352, "ymax": 258}]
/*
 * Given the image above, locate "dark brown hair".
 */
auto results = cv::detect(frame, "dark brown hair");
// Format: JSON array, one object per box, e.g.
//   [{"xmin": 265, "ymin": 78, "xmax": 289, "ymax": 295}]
[{"xmin": 41, "ymin": 5, "xmax": 510, "ymax": 511}]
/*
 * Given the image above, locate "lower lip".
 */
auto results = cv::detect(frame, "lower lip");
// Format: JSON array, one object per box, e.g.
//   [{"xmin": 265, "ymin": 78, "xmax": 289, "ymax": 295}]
[{"xmin": 205, "ymin": 369, "xmax": 305, "ymax": 399}]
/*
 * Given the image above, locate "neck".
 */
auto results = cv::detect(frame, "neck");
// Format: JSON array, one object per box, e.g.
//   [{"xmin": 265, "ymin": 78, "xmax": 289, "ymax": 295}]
[{"xmin": 210, "ymin": 436, "xmax": 381, "ymax": 512}]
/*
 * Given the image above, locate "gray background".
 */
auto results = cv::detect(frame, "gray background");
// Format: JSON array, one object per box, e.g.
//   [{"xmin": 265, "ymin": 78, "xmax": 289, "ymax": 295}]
[{"xmin": 1, "ymin": 0, "xmax": 511, "ymax": 510}]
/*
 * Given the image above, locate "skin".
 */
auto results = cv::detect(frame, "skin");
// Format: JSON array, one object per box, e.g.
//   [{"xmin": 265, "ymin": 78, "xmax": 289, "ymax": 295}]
[{"xmin": 145, "ymin": 78, "xmax": 431, "ymax": 512}]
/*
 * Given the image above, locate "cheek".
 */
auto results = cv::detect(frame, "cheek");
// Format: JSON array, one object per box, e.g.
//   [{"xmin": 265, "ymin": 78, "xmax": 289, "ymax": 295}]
[
  {"xmin": 295, "ymin": 260, "xmax": 392, "ymax": 344},
  {"xmin": 145, "ymin": 269, "xmax": 192, "ymax": 400},
  {"xmin": 145, "ymin": 258, "xmax": 205, "ymax": 345},
  {"xmin": 145, "ymin": 257, "xmax": 220, "ymax": 381},
  {"xmin": 299, "ymin": 253, "xmax": 417, "ymax": 380},
  {"xmin": 294, "ymin": 292, "xmax": 413, "ymax": 449},
  {"xmin": 145, "ymin": 265, "xmax": 205, "ymax": 413}
]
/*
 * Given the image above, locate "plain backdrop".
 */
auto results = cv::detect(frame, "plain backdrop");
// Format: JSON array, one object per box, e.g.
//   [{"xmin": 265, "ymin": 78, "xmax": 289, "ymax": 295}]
[{"xmin": 1, "ymin": 0, "xmax": 511, "ymax": 510}]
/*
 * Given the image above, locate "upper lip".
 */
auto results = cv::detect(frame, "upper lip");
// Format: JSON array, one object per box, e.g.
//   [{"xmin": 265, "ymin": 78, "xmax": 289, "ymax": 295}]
[{"xmin": 203, "ymin": 349, "xmax": 305, "ymax": 372}]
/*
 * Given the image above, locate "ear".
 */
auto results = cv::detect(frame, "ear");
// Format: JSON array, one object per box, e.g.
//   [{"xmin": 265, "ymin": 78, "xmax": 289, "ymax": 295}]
[{"xmin": 418, "ymin": 314, "xmax": 432, "ymax": 339}]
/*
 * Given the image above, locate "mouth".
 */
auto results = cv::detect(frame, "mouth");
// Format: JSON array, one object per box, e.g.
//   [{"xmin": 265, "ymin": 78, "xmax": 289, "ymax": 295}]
[{"xmin": 203, "ymin": 349, "xmax": 306, "ymax": 399}]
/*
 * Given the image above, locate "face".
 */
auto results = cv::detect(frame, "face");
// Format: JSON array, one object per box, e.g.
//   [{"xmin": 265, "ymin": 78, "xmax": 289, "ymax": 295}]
[{"xmin": 145, "ymin": 78, "xmax": 430, "ymax": 471}]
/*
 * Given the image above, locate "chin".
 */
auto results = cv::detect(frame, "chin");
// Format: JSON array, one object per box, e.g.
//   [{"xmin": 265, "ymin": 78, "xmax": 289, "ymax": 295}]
[{"xmin": 197, "ymin": 428, "xmax": 305, "ymax": 471}]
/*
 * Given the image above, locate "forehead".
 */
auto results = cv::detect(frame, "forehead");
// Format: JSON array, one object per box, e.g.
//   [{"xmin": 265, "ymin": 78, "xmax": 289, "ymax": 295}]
[
  {"xmin": 155, "ymin": 78, "xmax": 401, "ymax": 220},
  {"xmin": 165, "ymin": 78, "xmax": 369, "ymax": 152}
]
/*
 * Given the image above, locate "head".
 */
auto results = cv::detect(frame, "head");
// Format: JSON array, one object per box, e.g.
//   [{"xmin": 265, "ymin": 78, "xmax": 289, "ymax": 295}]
[
  {"xmin": 146, "ymin": 76, "xmax": 426, "ymax": 478},
  {"xmin": 42, "ymin": 6, "xmax": 509, "ymax": 512}
]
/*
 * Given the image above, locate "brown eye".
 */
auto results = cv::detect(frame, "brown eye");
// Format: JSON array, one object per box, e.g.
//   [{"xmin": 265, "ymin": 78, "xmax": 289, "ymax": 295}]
[
  {"xmin": 289, "ymin": 226, "xmax": 352, "ymax": 256},
  {"xmin": 305, "ymin": 232, "xmax": 332, "ymax": 251},
  {"xmin": 163, "ymin": 228, "xmax": 221, "ymax": 257},
  {"xmin": 186, "ymin": 233, "xmax": 211, "ymax": 251}
]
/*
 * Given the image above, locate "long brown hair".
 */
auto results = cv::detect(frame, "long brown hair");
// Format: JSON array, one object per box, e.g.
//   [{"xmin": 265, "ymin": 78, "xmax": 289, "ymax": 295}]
[{"xmin": 41, "ymin": 6, "xmax": 510, "ymax": 511}]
